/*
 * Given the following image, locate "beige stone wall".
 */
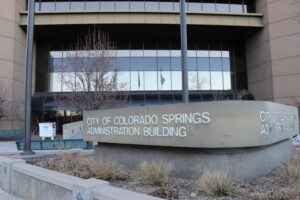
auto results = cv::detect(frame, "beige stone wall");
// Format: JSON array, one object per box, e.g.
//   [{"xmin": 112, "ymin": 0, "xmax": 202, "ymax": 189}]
[
  {"xmin": 246, "ymin": 0, "xmax": 300, "ymax": 107},
  {"xmin": 0, "ymin": 0, "xmax": 26, "ymax": 130}
]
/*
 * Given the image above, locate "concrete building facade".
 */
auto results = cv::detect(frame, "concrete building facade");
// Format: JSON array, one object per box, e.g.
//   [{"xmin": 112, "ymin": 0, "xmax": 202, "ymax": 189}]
[{"xmin": 0, "ymin": 0, "xmax": 299, "ymax": 133}]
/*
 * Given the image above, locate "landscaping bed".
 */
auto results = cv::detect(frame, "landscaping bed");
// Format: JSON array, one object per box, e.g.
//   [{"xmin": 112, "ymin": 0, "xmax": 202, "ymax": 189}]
[{"xmin": 31, "ymin": 148, "xmax": 300, "ymax": 200}]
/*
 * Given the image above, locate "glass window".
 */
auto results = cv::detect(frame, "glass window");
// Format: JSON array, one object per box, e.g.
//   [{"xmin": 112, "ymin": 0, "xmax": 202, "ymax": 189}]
[
  {"xmin": 171, "ymin": 57, "xmax": 181, "ymax": 70},
  {"xmin": 222, "ymin": 51, "xmax": 230, "ymax": 57},
  {"xmin": 158, "ymin": 57, "xmax": 171, "ymax": 71},
  {"xmin": 197, "ymin": 50, "xmax": 209, "ymax": 57},
  {"xmin": 130, "ymin": 1, "xmax": 144, "ymax": 10},
  {"xmin": 35, "ymin": 2, "xmax": 40, "ymax": 11},
  {"xmin": 143, "ymin": 58, "xmax": 157, "ymax": 71},
  {"xmin": 115, "ymin": 1, "xmax": 130, "ymax": 10},
  {"xmin": 70, "ymin": 1, "xmax": 85, "ymax": 10},
  {"xmin": 144, "ymin": 50, "xmax": 157, "ymax": 57},
  {"xmin": 188, "ymin": 71, "xmax": 198, "ymax": 90},
  {"xmin": 145, "ymin": 1, "xmax": 159, "ymax": 10},
  {"xmin": 188, "ymin": 3, "xmax": 202, "ymax": 12},
  {"xmin": 202, "ymin": 2, "xmax": 216, "ymax": 12},
  {"xmin": 62, "ymin": 72, "xmax": 75, "ymax": 91},
  {"xmin": 210, "ymin": 58, "xmax": 222, "ymax": 71},
  {"xmin": 145, "ymin": 95, "xmax": 160, "ymax": 105},
  {"xmin": 171, "ymin": 50, "xmax": 181, "ymax": 57},
  {"xmin": 160, "ymin": 2, "xmax": 174, "ymax": 11},
  {"xmin": 174, "ymin": 2, "xmax": 179, "ymax": 11},
  {"xmin": 50, "ymin": 51, "xmax": 63, "ymax": 58},
  {"xmin": 131, "ymin": 71, "xmax": 144, "ymax": 90},
  {"xmin": 171, "ymin": 71, "xmax": 182, "ymax": 90},
  {"xmin": 144, "ymin": 71, "xmax": 158, "ymax": 90},
  {"xmin": 187, "ymin": 50, "xmax": 197, "ymax": 57},
  {"xmin": 197, "ymin": 57, "xmax": 209, "ymax": 71},
  {"xmin": 86, "ymin": 1, "xmax": 100, "ymax": 10},
  {"xmin": 229, "ymin": 0, "xmax": 243, "ymax": 13},
  {"xmin": 157, "ymin": 50, "xmax": 170, "ymax": 57},
  {"xmin": 130, "ymin": 57, "xmax": 143, "ymax": 70},
  {"xmin": 223, "ymin": 72, "xmax": 231, "ymax": 90},
  {"xmin": 222, "ymin": 58, "xmax": 230, "ymax": 71},
  {"xmin": 41, "ymin": 2, "xmax": 55, "ymax": 11},
  {"xmin": 216, "ymin": 3, "xmax": 229, "ymax": 12},
  {"xmin": 210, "ymin": 50, "xmax": 222, "ymax": 57},
  {"xmin": 101, "ymin": 2, "xmax": 115, "ymax": 10},
  {"xmin": 117, "ymin": 71, "xmax": 130, "ymax": 91},
  {"xmin": 188, "ymin": 58, "xmax": 197, "ymax": 70},
  {"xmin": 117, "ymin": 57, "xmax": 130, "ymax": 71},
  {"xmin": 211, "ymin": 71, "xmax": 223, "ymax": 90},
  {"xmin": 158, "ymin": 71, "xmax": 171, "ymax": 90},
  {"xmin": 117, "ymin": 50, "xmax": 130, "ymax": 57},
  {"xmin": 56, "ymin": 2, "xmax": 70, "ymax": 10},
  {"xmin": 51, "ymin": 58, "xmax": 63, "ymax": 72},
  {"xmin": 131, "ymin": 50, "xmax": 143, "ymax": 57},
  {"xmin": 50, "ymin": 73, "xmax": 62, "ymax": 92},
  {"xmin": 198, "ymin": 72, "xmax": 211, "ymax": 90}
]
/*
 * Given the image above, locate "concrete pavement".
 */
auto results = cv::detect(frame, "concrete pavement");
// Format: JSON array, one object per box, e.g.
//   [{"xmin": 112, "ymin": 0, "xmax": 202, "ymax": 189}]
[{"xmin": 0, "ymin": 142, "xmax": 18, "ymax": 152}]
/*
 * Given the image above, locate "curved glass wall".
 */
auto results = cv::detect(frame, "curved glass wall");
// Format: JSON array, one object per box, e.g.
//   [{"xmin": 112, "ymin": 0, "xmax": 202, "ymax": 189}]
[
  {"xmin": 35, "ymin": 0, "xmax": 254, "ymax": 13},
  {"xmin": 48, "ymin": 49, "xmax": 232, "ymax": 92}
]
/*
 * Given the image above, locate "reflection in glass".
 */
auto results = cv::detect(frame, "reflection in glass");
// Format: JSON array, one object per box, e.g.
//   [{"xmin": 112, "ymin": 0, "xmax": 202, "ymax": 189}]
[
  {"xmin": 86, "ymin": 1, "xmax": 100, "ymax": 10},
  {"xmin": 197, "ymin": 58, "xmax": 210, "ymax": 71},
  {"xmin": 61, "ymin": 72, "xmax": 75, "ymax": 92},
  {"xmin": 222, "ymin": 58, "xmax": 230, "ymax": 71},
  {"xmin": 115, "ymin": 1, "xmax": 130, "ymax": 10},
  {"xmin": 158, "ymin": 57, "xmax": 171, "ymax": 70},
  {"xmin": 202, "ymin": 3, "xmax": 216, "ymax": 12},
  {"xmin": 188, "ymin": 57, "xmax": 197, "ymax": 70},
  {"xmin": 131, "ymin": 71, "xmax": 144, "ymax": 90},
  {"xmin": 130, "ymin": 1, "xmax": 144, "ymax": 10},
  {"xmin": 71, "ymin": 2, "xmax": 85, "ymax": 10},
  {"xmin": 117, "ymin": 57, "xmax": 130, "ymax": 71},
  {"xmin": 56, "ymin": 2, "xmax": 70, "ymax": 10},
  {"xmin": 223, "ymin": 72, "xmax": 231, "ymax": 90},
  {"xmin": 117, "ymin": 71, "xmax": 130, "ymax": 91},
  {"xmin": 50, "ymin": 73, "xmax": 62, "ymax": 92},
  {"xmin": 158, "ymin": 71, "xmax": 171, "ymax": 90},
  {"xmin": 101, "ymin": 2, "xmax": 115, "ymax": 10},
  {"xmin": 172, "ymin": 71, "xmax": 182, "ymax": 90},
  {"xmin": 211, "ymin": 71, "xmax": 223, "ymax": 90},
  {"xmin": 230, "ymin": 4, "xmax": 243, "ymax": 13},
  {"xmin": 188, "ymin": 3, "xmax": 202, "ymax": 11},
  {"xmin": 216, "ymin": 3, "xmax": 229, "ymax": 12},
  {"xmin": 198, "ymin": 72, "xmax": 211, "ymax": 90},
  {"xmin": 130, "ymin": 57, "xmax": 143, "ymax": 70},
  {"xmin": 143, "ymin": 58, "xmax": 157, "ymax": 70},
  {"xmin": 188, "ymin": 71, "xmax": 198, "ymax": 90},
  {"xmin": 41, "ymin": 2, "xmax": 55, "ymax": 11},
  {"xmin": 160, "ymin": 2, "xmax": 174, "ymax": 10},
  {"xmin": 145, "ymin": 2, "xmax": 159, "ymax": 10},
  {"xmin": 144, "ymin": 71, "xmax": 158, "ymax": 90},
  {"xmin": 144, "ymin": 50, "xmax": 157, "ymax": 57},
  {"xmin": 210, "ymin": 58, "xmax": 222, "ymax": 71}
]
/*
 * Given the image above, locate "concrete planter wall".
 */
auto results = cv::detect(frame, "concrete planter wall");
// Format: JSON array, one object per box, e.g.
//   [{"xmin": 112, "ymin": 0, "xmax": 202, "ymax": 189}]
[{"xmin": 0, "ymin": 156, "xmax": 161, "ymax": 200}]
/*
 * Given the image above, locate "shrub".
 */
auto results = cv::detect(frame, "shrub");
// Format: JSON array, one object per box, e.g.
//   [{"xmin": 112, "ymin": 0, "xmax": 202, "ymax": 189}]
[
  {"xmin": 138, "ymin": 160, "xmax": 174, "ymax": 186},
  {"xmin": 39, "ymin": 153, "xmax": 127, "ymax": 181},
  {"xmin": 284, "ymin": 151, "xmax": 300, "ymax": 184},
  {"xmin": 198, "ymin": 170, "xmax": 236, "ymax": 197}
]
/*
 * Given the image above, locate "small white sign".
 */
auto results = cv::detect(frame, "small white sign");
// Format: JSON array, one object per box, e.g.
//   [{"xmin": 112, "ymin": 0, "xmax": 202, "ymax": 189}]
[{"xmin": 39, "ymin": 123, "xmax": 56, "ymax": 139}]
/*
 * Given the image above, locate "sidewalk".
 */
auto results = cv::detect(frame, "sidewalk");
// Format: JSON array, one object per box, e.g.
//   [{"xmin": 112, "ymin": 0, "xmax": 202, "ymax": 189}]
[
  {"xmin": 0, "ymin": 141, "xmax": 18, "ymax": 152},
  {"xmin": 0, "ymin": 188, "xmax": 23, "ymax": 200}
]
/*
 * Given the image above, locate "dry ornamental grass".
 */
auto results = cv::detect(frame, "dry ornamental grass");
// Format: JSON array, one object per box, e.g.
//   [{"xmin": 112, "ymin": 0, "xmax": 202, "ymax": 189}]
[{"xmin": 138, "ymin": 160, "xmax": 174, "ymax": 186}]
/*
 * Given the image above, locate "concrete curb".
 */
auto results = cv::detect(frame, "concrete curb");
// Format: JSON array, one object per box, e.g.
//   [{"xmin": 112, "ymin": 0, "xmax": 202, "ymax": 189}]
[{"xmin": 0, "ymin": 156, "xmax": 162, "ymax": 200}]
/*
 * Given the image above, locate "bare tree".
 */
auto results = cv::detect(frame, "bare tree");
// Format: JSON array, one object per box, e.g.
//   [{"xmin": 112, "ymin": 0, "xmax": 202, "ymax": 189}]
[{"xmin": 54, "ymin": 30, "xmax": 128, "ymax": 112}]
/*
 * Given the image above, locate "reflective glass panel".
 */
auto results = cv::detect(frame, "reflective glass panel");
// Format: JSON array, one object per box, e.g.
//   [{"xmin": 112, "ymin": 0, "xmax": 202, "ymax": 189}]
[
  {"xmin": 202, "ymin": 3, "xmax": 216, "ymax": 12},
  {"xmin": 174, "ymin": 2, "xmax": 179, "ymax": 11},
  {"xmin": 130, "ymin": 1, "xmax": 144, "ymax": 10},
  {"xmin": 171, "ymin": 57, "xmax": 181, "ymax": 70},
  {"xmin": 117, "ymin": 57, "xmax": 130, "ymax": 71},
  {"xmin": 211, "ymin": 71, "xmax": 223, "ymax": 90},
  {"xmin": 56, "ymin": 2, "xmax": 70, "ymax": 10},
  {"xmin": 198, "ymin": 72, "xmax": 211, "ymax": 90},
  {"xmin": 188, "ymin": 58, "xmax": 197, "ymax": 70},
  {"xmin": 143, "ymin": 58, "xmax": 157, "ymax": 71},
  {"xmin": 222, "ymin": 58, "xmax": 230, "ymax": 71},
  {"xmin": 157, "ymin": 50, "xmax": 170, "ymax": 57},
  {"xmin": 187, "ymin": 50, "xmax": 197, "ymax": 57},
  {"xmin": 210, "ymin": 58, "xmax": 222, "ymax": 71},
  {"xmin": 50, "ymin": 73, "xmax": 62, "ymax": 92},
  {"xmin": 158, "ymin": 71, "xmax": 171, "ymax": 90},
  {"xmin": 160, "ymin": 2, "xmax": 174, "ymax": 10},
  {"xmin": 35, "ymin": 2, "xmax": 40, "ymax": 11},
  {"xmin": 86, "ymin": 1, "xmax": 100, "ymax": 10},
  {"xmin": 188, "ymin": 71, "xmax": 198, "ymax": 90},
  {"xmin": 188, "ymin": 3, "xmax": 202, "ymax": 12},
  {"xmin": 171, "ymin": 50, "xmax": 181, "ymax": 57},
  {"xmin": 101, "ymin": 2, "xmax": 115, "ymax": 10},
  {"xmin": 145, "ymin": 2, "xmax": 159, "ymax": 10},
  {"xmin": 117, "ymin": 71, "xmax": 130, "ymax": 91},
  {"xmin": 230, "ymin": 4, "xmax": 243, "ymax": 13},
  {"xmin": 117, "ymin": 50, "xmax": 130, "ymax": 57},
  {"xmin": 171, "ymin": 71, "xmax": 182, "ymax": 90},
  {"xmin": 223, "ymin": 72, "xmax": 231, "ymax": 90},
  {"xmin": 131, "ymin": 50, "xmax": 143, "ymax": 57},
  {"xmin": 158, "ymin": 57, "xmax": 171, "ymax": 71},
  {"xmin": 197, "ymin": 50, "xmax": 209, "ymax": 57},
  {"xmin": 115, "ymin": 1, "xmax": 130, "ymax": 10},
  {"xmin": 144, "ymin": 50, "xmax": 157, "ymax": 57},
  {"xmin": 144, "ymin": 71, "xmax": 158, "ymax": 90},
  {"xmin": 62, "ymin": 72, "xmax": 75, "ymax": 92},
  {"xmin": 41, "ymin": 2, "xmax": 55, "ymax": 11},
  {"xmin": 130, "ymin": 57, "xmax": 143, "ymax": 70},
  {"xmin": 210, "ymin": 50, "xmax": 222, "ymax": 57},
  {"xmin": 197, "ymin": 58, "xmax": 210, "ymax": 71},
  {"xmin": 216, "ymin": 3, "xmax": 229, "ymax": 12},
  {"xmin": 70, "ymin": 2, "xmax": 85, "ymax": 10},
  {"xmin": 131, "ymin": 71, "xmax": 144, "ymax": 90}
]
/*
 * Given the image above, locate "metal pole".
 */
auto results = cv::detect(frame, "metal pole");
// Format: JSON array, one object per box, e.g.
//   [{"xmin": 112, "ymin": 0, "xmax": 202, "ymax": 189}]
[
  {"xmin": 180, "ymin": 0, "xmax": 189, "ymax": 103},
  {"xmin": 22, "ymin": 0, "xmax": 35, "ymax": 155}
]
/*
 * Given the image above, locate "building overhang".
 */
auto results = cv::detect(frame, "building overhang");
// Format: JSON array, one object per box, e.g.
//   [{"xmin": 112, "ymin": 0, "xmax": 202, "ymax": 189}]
[{"xmin": 20, "ymin": 10, "xmax": 263, "ymax": 28}]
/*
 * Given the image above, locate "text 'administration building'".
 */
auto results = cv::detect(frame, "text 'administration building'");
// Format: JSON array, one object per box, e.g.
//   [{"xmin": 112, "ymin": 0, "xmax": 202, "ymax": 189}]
[{"xmin": 0, "ymin": 0, "xmax": 299, "ymax": 131}]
